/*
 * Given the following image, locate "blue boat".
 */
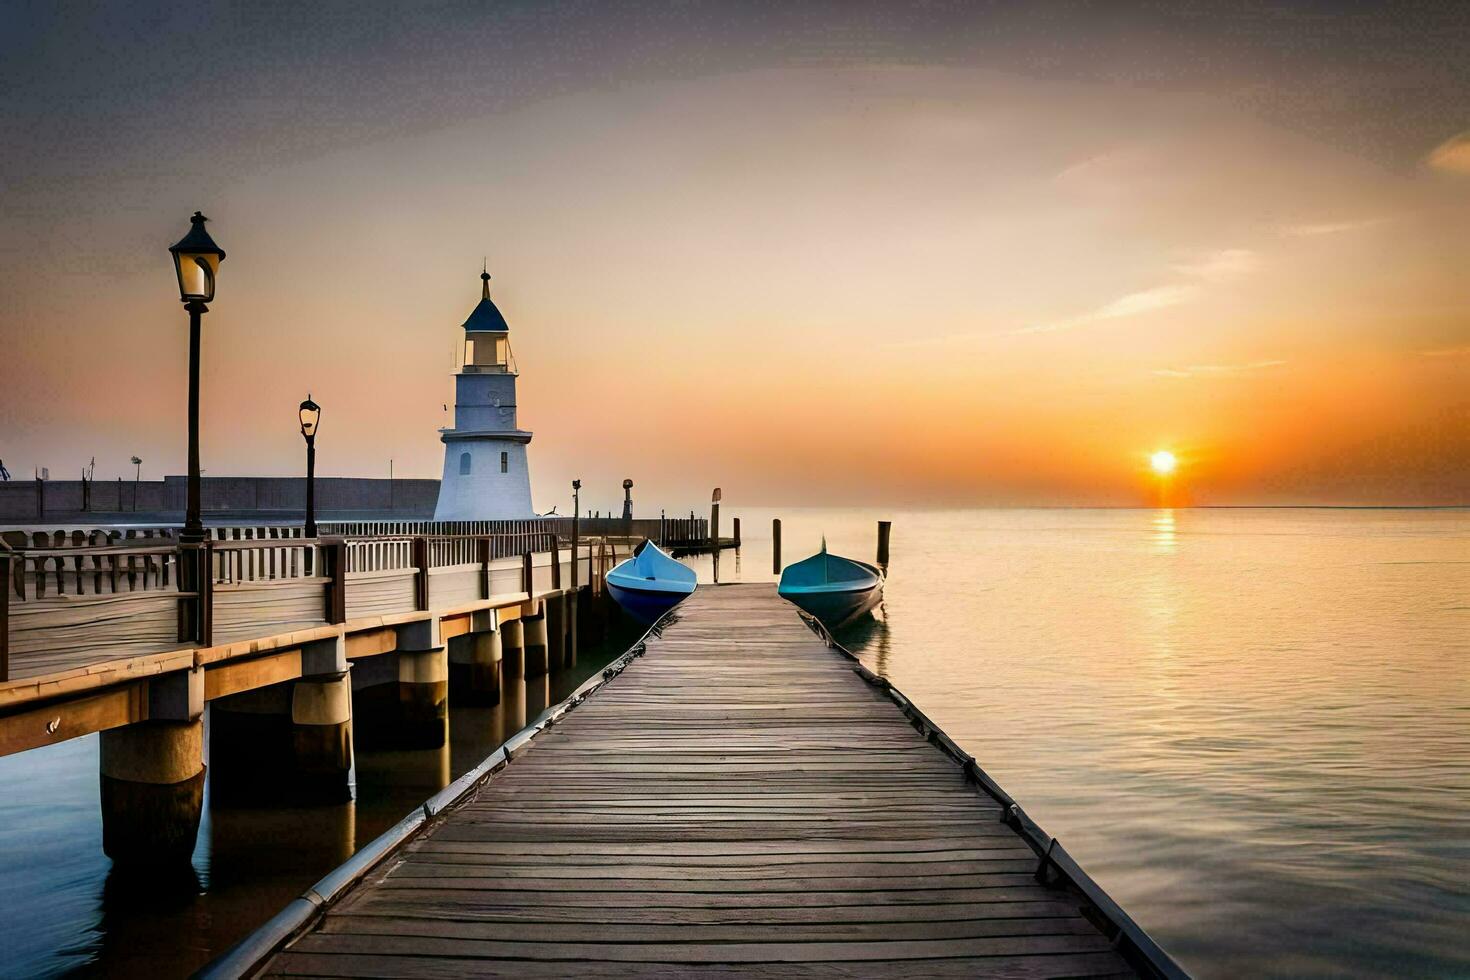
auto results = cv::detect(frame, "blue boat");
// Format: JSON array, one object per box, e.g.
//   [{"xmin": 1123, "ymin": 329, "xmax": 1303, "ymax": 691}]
[
  {"xmin": 606, "ymin": 539, "xmax": 698, "ymax": 624},
  {"xmin": 777, "ymin": 543, "xmax": 885, "ymax": 629}
]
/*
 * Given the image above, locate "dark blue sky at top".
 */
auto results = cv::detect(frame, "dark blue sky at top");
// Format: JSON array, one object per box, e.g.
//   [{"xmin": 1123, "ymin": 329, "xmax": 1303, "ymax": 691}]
[{"xmin": 3, "ymin": 1, "xmax": 1467, "ymax": 184}]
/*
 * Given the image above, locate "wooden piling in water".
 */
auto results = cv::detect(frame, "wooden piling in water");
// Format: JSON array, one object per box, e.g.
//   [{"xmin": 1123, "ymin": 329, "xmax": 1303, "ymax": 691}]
[
  {"xmin": 771, "ymin": 518, "xmax": 782, "ymax": 574},
  {"xmin": 877, "ymin": 520, "xmax": 892, "ymax": 569}
]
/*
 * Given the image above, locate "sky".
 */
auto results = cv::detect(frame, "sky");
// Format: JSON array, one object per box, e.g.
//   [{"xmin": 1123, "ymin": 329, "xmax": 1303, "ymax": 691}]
[{"xmin": 1, "ymin": 1, "xmax": 1467, "ymax": 511}]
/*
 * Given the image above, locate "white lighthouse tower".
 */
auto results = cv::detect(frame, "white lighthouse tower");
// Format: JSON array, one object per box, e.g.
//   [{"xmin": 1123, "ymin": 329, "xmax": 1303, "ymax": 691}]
[{"xmin": 432, "ymin": 269, "xmax": 535, "ymax": 521}]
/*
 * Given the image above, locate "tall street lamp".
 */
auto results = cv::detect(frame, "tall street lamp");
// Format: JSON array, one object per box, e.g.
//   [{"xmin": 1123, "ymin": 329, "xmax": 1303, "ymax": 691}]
[
  {"xmin": 168, "ymin": 211, "xmax": 225, "ymax": 543},
  {"xmin": 130, "ymin": 456, "xmax": 142, "ymax": 511},
  {"xmin": 299, "ymin": 396, "xmax": 321, "ymax": 537}
]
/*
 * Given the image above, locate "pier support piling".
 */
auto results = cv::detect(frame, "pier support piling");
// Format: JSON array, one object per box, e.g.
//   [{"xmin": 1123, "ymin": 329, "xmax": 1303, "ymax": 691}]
[
  {"xmin": 772, "ymin": 518, "xmax": 782, "ymax": 574},
  {"xmin": 523, "ymin": 604, "xmax": 549, "ymax": 678},
  {"xmin": 449, "ymin": 610, "xmax": 502, "ymax": 705},
  {"xmin": 546, "ymin": 593, "xmax": 567, "ymax": 671},
  {"xmin": 877, "ymin": 520, "xmax": 892, "ymax": 569},
  {"xmin": 210, "ymin": 638, "xmax": 352, "ymax": 803},
  {"xmin": 500, "ymin": 618, "xmax": 525, "ymax": 678},
  {"xmin": 396, "ymin": 647, "xmax": 448, "ymax": 749},
  {"xmin": 99, "ymin": 715, "xmax": 204, "ymax": 867}
]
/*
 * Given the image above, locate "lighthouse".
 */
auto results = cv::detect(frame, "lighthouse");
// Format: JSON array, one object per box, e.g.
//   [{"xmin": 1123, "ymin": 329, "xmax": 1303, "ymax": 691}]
[{"xmin": 432, "ymin": 269, "xmax": 535, "ymax": 521}]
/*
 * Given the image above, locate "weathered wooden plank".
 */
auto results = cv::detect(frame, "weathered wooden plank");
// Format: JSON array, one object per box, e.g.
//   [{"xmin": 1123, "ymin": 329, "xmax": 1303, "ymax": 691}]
[
  {"xmin": 268, "ymin": 950, "xmax": 1135, "ymax": 979},
  {"xmin": 260, "ymin": 585, "xmax": 1135, "ymax": 978}
]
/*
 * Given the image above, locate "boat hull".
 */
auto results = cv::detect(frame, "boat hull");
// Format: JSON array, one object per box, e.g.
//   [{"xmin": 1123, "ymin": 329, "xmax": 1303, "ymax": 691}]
[
  {"xmin": 607, "ymin": 580, "xmax": 690, "ymax": 625},
  {"xmin": 780, "ymin": 580, "xmax": 883, "ymax": 629}
]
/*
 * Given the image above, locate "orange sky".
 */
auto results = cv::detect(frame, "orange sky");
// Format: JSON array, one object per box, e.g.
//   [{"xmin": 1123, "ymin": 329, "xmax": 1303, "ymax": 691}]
[{"xmin": 2, "ymin": 12, "xmax": 1467, "ymax": 511}]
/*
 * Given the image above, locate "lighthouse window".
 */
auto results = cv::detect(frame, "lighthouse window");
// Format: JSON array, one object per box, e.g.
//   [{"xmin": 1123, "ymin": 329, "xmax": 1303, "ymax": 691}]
[
  {"xmin": 459, "ymin": 452, "xmax": 472, "ymax": 475},
  {"xmin": 500, "ymin": 452, "xmax": 509, "ymax": 473}
]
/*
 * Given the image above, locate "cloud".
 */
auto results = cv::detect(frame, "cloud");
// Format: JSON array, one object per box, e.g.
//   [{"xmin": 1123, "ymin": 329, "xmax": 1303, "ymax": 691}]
[
  {"xmin": 1173, "ymin": 248, "xmax": 1257, "ymax": 281},
  {"xmin": 1017, "ymin": 284, "xmax": 1196, "ymax": 335},
  {"xmin": 1426, "ymin": 132, "xmax": 1470, "ymax": 175},
  {"xmin": 1153, "ymin": 359, "xmax": 1285, "ymax": 379},
  {"xmin": 1422, "ymin": 346, "xmax": 1470, "ymax": 358},
  {"xmin": 1280, "ymin": 218, "xmax": 1384, "ymax": 237}
]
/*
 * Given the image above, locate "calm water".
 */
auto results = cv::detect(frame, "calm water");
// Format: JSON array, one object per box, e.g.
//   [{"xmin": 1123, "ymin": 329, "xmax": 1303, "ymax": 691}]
[
  {"xmin": 691, "ymin": 507, "xmax": 1470, "ymax": 978},
  {"xmin": 1, "ymin": 509, "xmax": 1465, "ymax": 977},
  {"xmin": 0, "ymin": 622, "xmax": 644, "ymax": 977}
]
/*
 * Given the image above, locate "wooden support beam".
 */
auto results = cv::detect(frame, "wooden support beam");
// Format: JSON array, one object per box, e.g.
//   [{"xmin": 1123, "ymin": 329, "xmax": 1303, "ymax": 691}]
[
  {"xmin": 0, "ymin": 682, "xmax": 149, "ymax": 757},
  {"xmin": 522, "ymin": 551, "xmax": 533, "ymax": 595}
]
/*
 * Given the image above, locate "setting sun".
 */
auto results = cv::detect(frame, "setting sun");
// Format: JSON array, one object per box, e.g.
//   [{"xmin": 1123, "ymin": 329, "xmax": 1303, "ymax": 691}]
[{"xmin": 1151, "ymin": 450, "xmax": 1178, "ymax": 476}]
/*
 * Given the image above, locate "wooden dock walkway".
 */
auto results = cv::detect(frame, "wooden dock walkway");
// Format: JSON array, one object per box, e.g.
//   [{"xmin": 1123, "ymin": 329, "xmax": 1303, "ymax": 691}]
[{"xmin": 258, "ymin": 585, "xmax": 1149, "ymax": 978}]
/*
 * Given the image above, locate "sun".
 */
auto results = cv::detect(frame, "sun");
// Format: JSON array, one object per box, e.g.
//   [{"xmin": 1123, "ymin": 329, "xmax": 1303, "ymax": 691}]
[{"xmin": 1150, "ymin": 450, "xmax": 1178, "ymax": 476}]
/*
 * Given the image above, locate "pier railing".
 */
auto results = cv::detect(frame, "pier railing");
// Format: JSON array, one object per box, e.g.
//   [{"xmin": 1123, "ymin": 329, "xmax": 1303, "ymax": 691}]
[{"xmin": 0, "ymin": 528, "xmax": 608, "ymax": 683}]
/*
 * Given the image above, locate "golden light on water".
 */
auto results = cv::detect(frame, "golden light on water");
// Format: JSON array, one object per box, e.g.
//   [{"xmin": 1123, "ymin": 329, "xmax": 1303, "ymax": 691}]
[{"xmin": 1151, "ymin": 450, "xmax": 1178, "ymax": 476}]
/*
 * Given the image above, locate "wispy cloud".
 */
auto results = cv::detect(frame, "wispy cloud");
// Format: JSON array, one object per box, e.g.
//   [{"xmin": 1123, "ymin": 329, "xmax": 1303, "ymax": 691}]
[
  {"xmin": 1280, "ymin": 218, "xmax": 1384, "ymax": 237},
  {"xmin": 1153, "ymin": 359, "xmax": 1285, "ymax": 379},
  {"xmin": 1015, "ymin": 284, "xmax": 1195, "ymax": 335},
  {"xmin": 1173, "ymin": 248, "xmax": 1257, "ymax": 282},
  {"xmin": 1422, "ymin": 345, "xmax": 1470, "ymax": 358},
  {"xmin": 1426, "ymin": 132, "xmax": 1470, "ymax": 175}
]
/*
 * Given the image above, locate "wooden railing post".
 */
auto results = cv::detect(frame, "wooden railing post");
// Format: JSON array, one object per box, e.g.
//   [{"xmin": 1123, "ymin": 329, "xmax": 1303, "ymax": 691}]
[
  {"xmin": 0, "ymin": 552, "xmax": 10, "ymax": 682},
  {"xmin": 198, "ymin": 540, "xmax": 214, "ymax": 647},
  {"xmin": 413, "ymin": 535, "xmax": 429, "ymax": 611},
  {"xmin": 478, "ymin": 536, "xmax": 491, "ymax": 600},
  {"xmin": 322, "ymin": 537, "xmax": 347, "ymax": 625},
  {"xmin": 550, "ymin": 539, "xmax": 562, "ymax": 590},
  {"xmin": 522, "ymin": 550, "xmax": 533, "ymax": 596}
]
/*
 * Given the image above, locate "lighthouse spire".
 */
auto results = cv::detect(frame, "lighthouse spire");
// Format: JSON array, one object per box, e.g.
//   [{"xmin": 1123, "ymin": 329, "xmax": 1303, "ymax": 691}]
[{"xmin": 481, "ymin": 258, "xmax": 490, "ymax": 300}]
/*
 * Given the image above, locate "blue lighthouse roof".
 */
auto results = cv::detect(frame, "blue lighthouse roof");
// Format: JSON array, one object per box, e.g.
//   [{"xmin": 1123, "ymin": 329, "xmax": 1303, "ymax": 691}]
[{"xmin": 463, "ymin": 270, "xmax": 509, "ymax": 332}]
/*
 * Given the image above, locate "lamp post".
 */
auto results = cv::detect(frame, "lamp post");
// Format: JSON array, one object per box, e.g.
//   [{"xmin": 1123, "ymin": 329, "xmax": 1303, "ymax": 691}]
[
  {"xmin": 130, "ymin": 456, "xmax": 142, "ymax": 511},
  {"xmin": 299, "ymin": 396, "xmax": 321, "ymax": 537},
  {"xmin": 168, "ymin": 211, "xmax": 225, "ymax": 544},
  {"xmin": 571, "ymin": 479, "xmax": 581, "ymax": 590}
]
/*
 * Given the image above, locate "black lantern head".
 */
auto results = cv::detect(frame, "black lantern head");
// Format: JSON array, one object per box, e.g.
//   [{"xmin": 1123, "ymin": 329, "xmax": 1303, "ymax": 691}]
[
  {"xmin": 299, "ymin": 395, "xmax": 321, "ymax": 440},
  {"xmin": 169, "ymin": 211, "xmax": 225, "ymax": 303}
]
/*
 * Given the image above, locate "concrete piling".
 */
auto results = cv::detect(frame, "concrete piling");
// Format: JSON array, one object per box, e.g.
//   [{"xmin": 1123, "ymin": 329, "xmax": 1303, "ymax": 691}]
[
  {"xmin": 501, "ymin": 618, "xmax": 525, "ymax": 677},
  {"xmin": 210, "ymin": 638, "xmax": 353, "ymax": 803},
  {"xmin": 396, "ymin": 647, "xmax": 448, "ymax": 749},
  {"xmin": 546, "ymin": 593, "xmax": 567, "ymax": 671},
  {"xmin": 99, "ymin": 666, "xmax": 205, "ymax": 865},
  {"xmin": 290, "ymin": 670, "xmax": 353, "ymax": 801},
  {"xmin": 523, "ymin": 604, "xmax": 549, "ymax": 678},
  {"xmin": 99, "ymin": 718, "xmax": 205, "ymax": 866},
  {"xmin": 449, "ymin": 611, "xmax": 503, "ymax": 705}
]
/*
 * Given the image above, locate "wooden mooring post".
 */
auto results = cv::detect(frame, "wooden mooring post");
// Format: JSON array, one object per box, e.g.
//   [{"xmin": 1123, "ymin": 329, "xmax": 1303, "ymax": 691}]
[
  {"xmin": 771, "ymin": 517, "xmax": 781, "ymax": 574},
  {"xmin": 877, "ymin": 519, "xmax": 892, "ymax": 569}
]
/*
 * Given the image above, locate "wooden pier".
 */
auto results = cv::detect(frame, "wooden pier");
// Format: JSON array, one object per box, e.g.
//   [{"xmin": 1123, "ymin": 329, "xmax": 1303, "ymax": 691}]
[{"xmin": 246, "ymin": 585, "xmax": 1179, "ymax": 978}]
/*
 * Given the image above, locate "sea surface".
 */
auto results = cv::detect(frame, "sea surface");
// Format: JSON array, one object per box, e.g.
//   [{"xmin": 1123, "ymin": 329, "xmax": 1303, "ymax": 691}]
[{"xmin": 0, "ymin": 508, "xmax": 1465, "ymax": 977}]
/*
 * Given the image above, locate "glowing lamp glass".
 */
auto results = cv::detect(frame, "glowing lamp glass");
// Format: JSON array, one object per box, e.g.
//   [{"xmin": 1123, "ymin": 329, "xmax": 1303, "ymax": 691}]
[{"xmin": 299, "ymin": 397, "xmax": 321, "ymax": 440}]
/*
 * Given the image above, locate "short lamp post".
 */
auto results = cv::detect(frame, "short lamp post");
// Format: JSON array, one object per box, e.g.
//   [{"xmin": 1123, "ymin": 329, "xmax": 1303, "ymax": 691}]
[
  {"xmin": 168, "ymin": 211, "xmax": 225, "ymax": 544},
  {"xmin": 299, "ymin": 396, "xmax": 321, "ymax": 538},
  {"xmin": 571, "ymin": 479, "xmax": 582, "ymax": 590}
]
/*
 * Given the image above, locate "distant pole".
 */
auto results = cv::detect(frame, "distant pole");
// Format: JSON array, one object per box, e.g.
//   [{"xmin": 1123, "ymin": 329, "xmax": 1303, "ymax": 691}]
[
  {"xmin": 710, "ymin": 488, "xmax": 721, "ymax": 584},
  {"xmin": 388, "ymin": 458, "xmax": 394, "ymax": 511},
  {"xmin": 131, "ymin": 456, "xmax": 142, "ymax": 511},
  {"xmin": 877, "ymin": 520, "xmax": 892, "ymax": 570},
  {"xmin": 570, "ymin": 480, "xmax": 581, "ymax": 589},
  {"xmin": 772, "ymin": 518, "xmax": 782, "ymax": 574},
  {"xmin": 733, "ymin": 517, "xmax": 741, "ymax": 549}
]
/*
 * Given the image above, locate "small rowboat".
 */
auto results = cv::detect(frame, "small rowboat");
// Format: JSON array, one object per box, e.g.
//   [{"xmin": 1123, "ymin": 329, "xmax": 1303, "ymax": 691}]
[
  {"xmin": 606, "ymin": 539, "xmax": 697, "ymax": 624},
  {"xmin": 777, "ymin": 543, "xmax": 884, "ymax": 629}
]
